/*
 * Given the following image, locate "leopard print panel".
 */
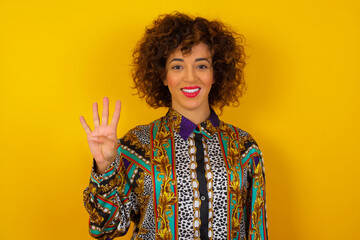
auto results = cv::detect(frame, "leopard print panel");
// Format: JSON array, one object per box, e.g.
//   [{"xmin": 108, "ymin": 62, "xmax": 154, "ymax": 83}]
[
  {"xmin": 173, "ymin": 131, "xmax": 194, "ymax": 239},
  {"xmin": 174, "ymin": 130, "xmax": 230, "ymax": 239},
  {"xmin": 206, "ymin": 133, "xmax": 228, "ymax": 239}
]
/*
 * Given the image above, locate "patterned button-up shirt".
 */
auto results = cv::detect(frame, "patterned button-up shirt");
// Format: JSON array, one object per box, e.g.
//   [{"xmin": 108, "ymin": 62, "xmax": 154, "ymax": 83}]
[{"xmin": 83, "ymin": 108, "xmax": 268, "ymax": 240}]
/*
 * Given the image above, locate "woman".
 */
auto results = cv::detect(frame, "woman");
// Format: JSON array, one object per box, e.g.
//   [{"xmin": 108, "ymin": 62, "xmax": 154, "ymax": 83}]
[{"xmin": 80, "ymin": 12, "xmax": 268, "ymax": 240}]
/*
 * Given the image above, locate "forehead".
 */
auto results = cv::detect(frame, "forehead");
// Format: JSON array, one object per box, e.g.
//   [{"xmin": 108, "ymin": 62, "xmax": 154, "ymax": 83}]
[{"xmin": 168, "ymin": 42, "xmax": 212, "ymax": 59}]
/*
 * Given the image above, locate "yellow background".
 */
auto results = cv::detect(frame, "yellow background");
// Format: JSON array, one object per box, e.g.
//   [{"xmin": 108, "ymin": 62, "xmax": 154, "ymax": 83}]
[{"xmin": 1, "ymin": 0, "xmax": 359, "ymax": 239}]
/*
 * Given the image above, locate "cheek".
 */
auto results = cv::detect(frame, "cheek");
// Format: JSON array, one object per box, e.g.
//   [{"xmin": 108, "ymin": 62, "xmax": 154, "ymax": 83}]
[
  {"xmin": 207, "ymin": 75, "xmax": 215, "ymax": 86},
  {"xmin": 202, "ymin": 71, "xmax": 214, "ymax": 85},
  {"xmin": 166, "ymin": 74, "xmax": 180, "ymax": 87},
  {"xmin": 165, "ymin": 79, "xmax": 176, "ymax": 94},
  {"xmin": 164, "ymin": 73, "xmax": 173, "ymax": 87}
]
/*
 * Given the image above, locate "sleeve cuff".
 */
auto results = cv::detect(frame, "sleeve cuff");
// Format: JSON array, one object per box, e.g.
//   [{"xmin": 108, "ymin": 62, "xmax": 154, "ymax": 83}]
[{"xmin": 90, "ymin": 142, "xmax": 122, "ymax": 187}]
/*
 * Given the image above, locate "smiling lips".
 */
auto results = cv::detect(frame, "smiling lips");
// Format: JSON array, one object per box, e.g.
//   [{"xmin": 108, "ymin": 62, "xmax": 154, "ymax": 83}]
[{"xmin": 181, "ymin": 86, "xmax": 201, "ymax": 98}]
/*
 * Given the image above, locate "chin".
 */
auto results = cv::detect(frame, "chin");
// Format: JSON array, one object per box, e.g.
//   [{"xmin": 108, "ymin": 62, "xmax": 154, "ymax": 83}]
[{"xmin": 182, "ymin": 102, "xmax": 206, "ymax": 111}]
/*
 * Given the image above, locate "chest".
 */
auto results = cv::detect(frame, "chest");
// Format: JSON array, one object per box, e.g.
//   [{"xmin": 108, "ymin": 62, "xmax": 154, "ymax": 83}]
[{"xmin": 131, "ymin": 130, "xmax": 250, "ymax": 239}]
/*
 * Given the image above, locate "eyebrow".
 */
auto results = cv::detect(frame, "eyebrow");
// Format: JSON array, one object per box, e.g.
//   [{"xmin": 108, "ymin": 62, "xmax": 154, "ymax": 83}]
[
  {"xmin": 168, "ymin": 57, "xmax": 211, "ymax": 64},
  {"xmin": 195, "ymin": 58, "xmax": 211, "ymax": 63},
  {"xmin": 169, "ymin": 58, "xmax": 184, "ymax": 63}
]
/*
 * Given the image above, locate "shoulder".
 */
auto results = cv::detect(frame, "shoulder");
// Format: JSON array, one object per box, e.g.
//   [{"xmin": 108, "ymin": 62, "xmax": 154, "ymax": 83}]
[
  {"xmin": 219, "ymin": 121, "xmax": 258, "ymax": 144},
  {"xmin": 118, "ymin": 116, "xmax": 165, "ymax": 150},
  {"xmin": 116, "ymin": 120, "xmax": 162, "ymax": 173},
  {"xmin": 120, "ymin": 121, "xmax": 154, "ymax": 147},
  {"xmin": 219, "ymin": 121, "xmax": 262, "ymax": 156},
  {"xmin": 221, "ymin": 121, "xmax": 263, "ymax": 169}
]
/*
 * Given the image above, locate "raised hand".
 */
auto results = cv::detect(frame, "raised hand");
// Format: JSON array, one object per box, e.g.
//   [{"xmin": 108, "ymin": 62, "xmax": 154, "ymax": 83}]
[{"xmin": 80, "ymin": 97, "xmax": 121, "ymax": 174}]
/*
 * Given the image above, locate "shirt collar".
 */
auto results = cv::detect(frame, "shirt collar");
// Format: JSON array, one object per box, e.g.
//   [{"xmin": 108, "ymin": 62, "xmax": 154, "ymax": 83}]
[{"xmin": 166, "ymin": 108, "xmax": 220, "ymax": 140}]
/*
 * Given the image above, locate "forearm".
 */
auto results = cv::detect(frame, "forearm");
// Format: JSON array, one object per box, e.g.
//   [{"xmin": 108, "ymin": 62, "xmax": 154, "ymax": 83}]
[{"xmin": 84, "ymin": 155, "xmax": 132, "ymax": 239}]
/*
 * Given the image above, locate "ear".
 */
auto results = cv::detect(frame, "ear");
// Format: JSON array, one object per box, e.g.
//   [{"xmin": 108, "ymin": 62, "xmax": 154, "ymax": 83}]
[{"xmin": 163, "ymin": 78, "xmax": 168, "ymax": 86}]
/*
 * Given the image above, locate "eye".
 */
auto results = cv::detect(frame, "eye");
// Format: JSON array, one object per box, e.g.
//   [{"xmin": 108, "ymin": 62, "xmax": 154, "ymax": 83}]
[
  {"xmin": 197, "ymin": 64, "xmax": 208, "ymax": 70},
  {"xmin": 171, "ymin": 65, "xmax": 183, "ymax": 70}
]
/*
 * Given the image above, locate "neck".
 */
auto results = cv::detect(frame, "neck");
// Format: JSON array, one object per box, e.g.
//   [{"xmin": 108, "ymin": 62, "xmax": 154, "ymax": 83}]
[{"xmin": 172, "ymin": 106, "xmax": 211, "ymax": 125}]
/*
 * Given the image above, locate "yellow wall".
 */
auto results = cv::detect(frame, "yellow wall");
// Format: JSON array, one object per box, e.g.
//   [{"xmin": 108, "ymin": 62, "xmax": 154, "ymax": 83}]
[{"xmin": 1, "ymin": 0, "xmax": 359, "ymax": 239}]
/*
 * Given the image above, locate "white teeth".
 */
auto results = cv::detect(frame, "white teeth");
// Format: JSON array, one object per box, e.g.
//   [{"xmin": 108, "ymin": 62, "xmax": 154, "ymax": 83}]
[{"xmin": 182, "ymin": 88, "xmax": 200, "ymax": 93}]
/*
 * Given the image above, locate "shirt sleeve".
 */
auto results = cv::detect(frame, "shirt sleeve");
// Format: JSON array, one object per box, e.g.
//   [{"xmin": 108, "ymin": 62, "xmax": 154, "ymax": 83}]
[
  {"xmin": 246, "ymin": 145, "xmax": 268, "ymax": 240},
  {"xmin": 83, "ymin": 142, "xmax": 138, "ymax": 240}
]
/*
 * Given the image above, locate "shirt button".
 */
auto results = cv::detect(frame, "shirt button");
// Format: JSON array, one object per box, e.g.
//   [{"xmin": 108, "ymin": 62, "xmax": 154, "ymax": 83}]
[{"xmin": 200, "ymin": 195, "xmax": 206, "ymax": 201}]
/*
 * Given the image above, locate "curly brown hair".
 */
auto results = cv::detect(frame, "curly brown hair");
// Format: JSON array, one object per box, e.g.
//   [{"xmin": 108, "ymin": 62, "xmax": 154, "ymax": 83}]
[{"xmin": 132, "ymin": 12, "xmax": 246, "ymax": 111}]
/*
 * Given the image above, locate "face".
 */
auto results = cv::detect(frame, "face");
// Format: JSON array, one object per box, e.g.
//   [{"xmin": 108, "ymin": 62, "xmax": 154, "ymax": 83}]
[{"xmin": 164, "ymin": 42, "xmax": 214, "ymax": 116}]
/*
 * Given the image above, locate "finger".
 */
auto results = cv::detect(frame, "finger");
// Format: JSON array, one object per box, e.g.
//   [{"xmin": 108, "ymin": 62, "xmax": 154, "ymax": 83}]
[
  {"xmin": 102, "ymin": 97, "xmax": 109, "ymax": 126},
  {"xmin": 110, "ymin": 100, "xmax": 121, "ymax": 128},
  {"xmin": 79, "ymin": 116, "xmax": 92, "ymax": 135},
  {"xmin": 93, "ymin": 102, "xmax": 100, "ymax": 127}
]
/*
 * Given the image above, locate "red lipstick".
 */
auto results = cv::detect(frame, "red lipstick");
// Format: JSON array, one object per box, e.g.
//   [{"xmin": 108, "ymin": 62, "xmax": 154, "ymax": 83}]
[{"xmin": 181, "ymin": 86, "xmax": 201, "ymax": 98}]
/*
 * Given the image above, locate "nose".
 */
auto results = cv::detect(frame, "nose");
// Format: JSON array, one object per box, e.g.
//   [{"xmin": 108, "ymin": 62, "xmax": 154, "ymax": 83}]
[{"xmin": 183, "ymin": 66, "xmax": 196, "ymax": 83}]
